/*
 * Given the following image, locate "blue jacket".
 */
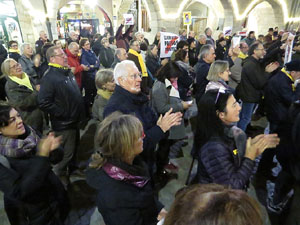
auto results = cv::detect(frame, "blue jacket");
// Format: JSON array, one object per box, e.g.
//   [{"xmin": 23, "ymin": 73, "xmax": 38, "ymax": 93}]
[
  {"xmin": 194, "ymin": 59, "xmax": 210, "ymax": 103},
  {"xmin": 80, "ymin": 48, "xmax": 100, "ymax": 77},
  {"xmin": 196, "ymin": 137, "xmax": 255, "ymax": 190},
  {"xmin": 103, "ymin": 85, "xmax": 165, "ymax": 162}
]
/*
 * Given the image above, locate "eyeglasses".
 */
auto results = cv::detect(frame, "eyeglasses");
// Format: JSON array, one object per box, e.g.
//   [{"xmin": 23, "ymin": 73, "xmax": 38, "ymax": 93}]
[
  {"xmin": 129, "ymin": 73, "xmax": 142, "ymax": 80},
  {"xmin": 10, "ymin": 63, "xmax": 21, "ymax": 70}
]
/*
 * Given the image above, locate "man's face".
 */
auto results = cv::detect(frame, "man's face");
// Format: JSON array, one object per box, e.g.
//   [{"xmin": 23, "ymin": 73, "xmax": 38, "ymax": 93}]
[
  {"xmin": 40, "ymin": 32, "xmax": 47, "ymax": 41},
  {"xmin": 51, "ymin": 48, "xmax": 68, "ymax": 67},
  {"xmin": 130, "ymin": 41, "xmax": 140, "ymax": 52},
  {"xmin": 291, "ymin": 71, "xmax": 300, "ymax": 80},
  {"xmin": 204, "ymin": 47, "xmax": 216, "ymax": 64},
  {"xmin": 70, "ymin": 45, "xmax": 79, "ymax": 56},
  {"xmin": 118, "ymin": 65, "xmax": 142, "ymax": 94},
  {"xmin": 71, "ymin": 33, "xmax": 78, "ymax": 41},
  {"xmin": 118, "ymin": 49, "xmax": 128, "ymax": 61},
  {"xmin": 206, "ymin": 29, "xmax": 212, "ymax": 36},
  {"xmin": 250, "ymin": 33, "xmax": 255, "ymax": 39},
  {"xmin": 199, "ymin": 37, "xmax": 206, "ymax": 44},
  {"xmin": 254, "ymin": 44, "xmax": 266, "ymax": 59},
  {"xmin": 189, "ymin": 31, "xmax": 195, "ymax": 38},
  {"xmin": 240, "ymin": 43, "xmax": 249, "ymax": 54}
]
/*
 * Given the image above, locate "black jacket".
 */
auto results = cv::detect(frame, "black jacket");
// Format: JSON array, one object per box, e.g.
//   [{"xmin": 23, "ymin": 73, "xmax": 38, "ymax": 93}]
[
  {"xmin": 215, "ymin": 44, "xmax": 226, "ymax": 60},
  {"xmin": 236, "ymin": 56, "xmax": 269, "ymax": 103},
  {"xmin": 38, "ymin": 66, "xmax": 85, "ymax": 131},
  {"xmin": 194, "ymin": 59, "xmax": 211, "ymax": 103},
  {"xmin": 99, "ymin": 47, "xmax": 114, "ymax": 68},
  {"xmin": 188, "ymin": 48, "xmax": 198, "ymax": 67},
  {"xmin": 104, "ymin": 85, "xmax": 164, "ymax": 163},
  {"xmin": 145, "ymin": 54, "xmax": 160, "ymax": 77},
  {"xmin": 86, "ymin": 157, "xmax": 163, "ymax": 225},
  {"xmin": 8, "ymin": 52, "xmax": 21, "ymax": 62}
]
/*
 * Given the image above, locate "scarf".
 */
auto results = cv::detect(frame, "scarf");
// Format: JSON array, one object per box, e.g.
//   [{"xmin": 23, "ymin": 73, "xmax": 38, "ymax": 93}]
[
  {"xmin": 102, "ymin": 157, "xmax": 150, "ymax": 188},
  {"xmin": 8, "ymin": 72, "xmax": 33, "ymax": 91},
  {"xmin": 97, "ymin": 89, "xmax": 113, "ymax": 100},
  {"xmin": 165, "ymin": 79, "xmax": 180, "ymax": 98},
  {"xmin": 281, "ymin": 68, "xmax": 295, "ymax": 91},
  {"xmin": 128, "ymin": 49, "xmax": 148, "ymax": 77},
  {"xmin": 0, "ymin": 126, "xmax": 40, "ymax": 158},
  {"xmin": 224, "ymin": 125, "xmax": 247, "ymax": 158},
  {"xmin": 238, "ymin": 52, "xmax": 248, "ymax": 59},
  {"xmin": 48, "ymin": 62, "xmax": 69, "ymax": 70},
  {"xmin": 9, "ymin": 49, "xmax": 21, "ymax": 54},
  {"xmin": 175, "ymin": 60, "xmax": 190, "ymax": 71}
]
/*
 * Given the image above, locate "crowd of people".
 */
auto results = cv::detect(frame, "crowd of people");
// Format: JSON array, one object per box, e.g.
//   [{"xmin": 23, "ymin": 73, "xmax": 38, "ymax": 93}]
[{"xmin": 0, "ymin": 19, "xmax": 299, "ymax": 225}]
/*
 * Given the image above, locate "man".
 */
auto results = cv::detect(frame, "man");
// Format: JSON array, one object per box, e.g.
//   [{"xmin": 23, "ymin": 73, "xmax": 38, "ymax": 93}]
[
  {"xmin": 196, "ymin": 34, "xmax": 207, "ymax": 58},
  {"xmin": 236, "ymin": 42, "xmax": 278, "ymax": 131},
  {"xmin": 116, "ymin": 20, "xmax": 134, "ymax": 51},
  {"xmin": 205, "ymin": 27, "xmax": 215, "ymax": 47},
  {"xmin": 66, "ymin": 42, "xmax": 89, "ymax": 88},
  {"xmin": 99, "ymin": 37, "xmax": 114, "ymax": 68},
  {"xmin": 229, "ymin": 42, "xmax": 249, "ymax": 89},
  {"xmin": 264, "ymin": 28, "xmax": 274, "ymax": 48},
  {"xmin": 35, "ymin": 31, "xmax": 49, "ymax": 56},
  {"xmin": 243, "ymin": 31, "xmax": 256, "ymax": 47},
  {"xmin": 258, "ymin": 34, "xmax": 265, "ymax": 43},
  {"xmin": 194, "ymin": 44, "xmax": 216, "ymax": 104},
  {"xmin": 127, "ymin": 40, "xmax": 149, "ymax": 94},
  {"xmin": 38, "ymin": 46, "xmax": 85, "ymax": 187},
  {"xmin": 111, "ymin": 48, "xmax": 128, "ymax": 68},
  {"xmin": 103, "ymin": 60, "xmax": 182, "ymax": 176},
  {"xmin": 67, "ymin": 31, "xmax": 79, "ymax": 45}
]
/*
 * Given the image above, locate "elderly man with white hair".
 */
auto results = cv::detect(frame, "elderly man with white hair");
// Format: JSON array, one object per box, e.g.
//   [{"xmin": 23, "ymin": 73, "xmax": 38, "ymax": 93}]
[
  {"xmin": 35, "ymin": 30, "xmax": 49, "ymax": 55},
  {"xmin": 104, "ymin": 60, "xmax": 182, "ymax": 177},
  {"xmin": 18, "ymin": 43, "xmax": 39, "ymax": 82},
  {"xmin": 67, "ymin": 31, "xmax": 79, "ymax": 45}
]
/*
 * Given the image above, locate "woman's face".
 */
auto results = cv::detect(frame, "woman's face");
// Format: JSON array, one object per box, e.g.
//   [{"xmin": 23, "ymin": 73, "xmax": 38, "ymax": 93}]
[
  {"xmin": 55, "ymin": 41, "xmax": 62, "ymax": 48},
  {"xmin": 0, "ymin": 108, "xmax": 25, "ymax": 138},
  {"xmin": 151, "ymin": 45, "xmax": 158, "ymax": 56},
  {"xmin": 133, "ymin": 131, "xmax": 144, "ymax": 156},
  {"xmin": 103, "ymin": 78, "xmax": 115, "ymax": 92},
  {"xmin": 23, "ymin": 45, "xmax": 33, "ymax": 57},
  {"xmin": 219, "ymin": 95, "xmax": 241, "ymax": 125},
  {"xmin": 219, "ymin": 67, "xmax": 231, "ymax": 81},
  {"xmin": 9, "ymin": 60, "xmax": 23, "ymax": 77}
]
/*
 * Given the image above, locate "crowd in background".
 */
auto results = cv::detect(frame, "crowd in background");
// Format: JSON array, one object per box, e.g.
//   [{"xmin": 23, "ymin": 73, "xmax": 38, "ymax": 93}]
[{"xmin": 0, "ymin": 19, "xmax": 299, "ymax": 225}]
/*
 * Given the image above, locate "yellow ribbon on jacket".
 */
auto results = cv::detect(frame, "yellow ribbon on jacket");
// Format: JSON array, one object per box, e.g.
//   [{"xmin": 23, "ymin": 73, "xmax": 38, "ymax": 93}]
[
  {"xmin": 128, "ymin": 49, "xmax": 148, "ymax": 77},
  {"xmin": 238, "ymin": 52, "xmax": 248, "ymax": 59},
  {"xmin": 8, "ymin": 49, "xmax": 21, "ymax": 54},
  {"xmin": 97, "ymin": 89, "xmax": 113, "ymax": 100},
  {"xmin": 48, "ymin": 63, "xmax": 69, "ymax": 70},
  {"xmin": 8, "ymin": 72, "xmax": 33, "ymax": 91},
  {"xmin": 281, "ymin": 68, "xmax": 295, "ymax": 91},
  {"xmin": 233, "ymin": 149, "xmax": 238, "ymax": 155}
]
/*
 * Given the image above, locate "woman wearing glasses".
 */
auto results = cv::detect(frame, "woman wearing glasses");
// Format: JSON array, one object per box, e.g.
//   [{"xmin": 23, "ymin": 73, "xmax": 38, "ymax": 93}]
[
  {"xmin": 86, "ymin": 112, "xmax": 166, "ymax": 225},
  {"xmin": 1, "ymin": 58, "xmax": 43, "ymax": 133},
  {"xmin": 194, "ymin": 89, "xmax": 280, "ymax": 190}
]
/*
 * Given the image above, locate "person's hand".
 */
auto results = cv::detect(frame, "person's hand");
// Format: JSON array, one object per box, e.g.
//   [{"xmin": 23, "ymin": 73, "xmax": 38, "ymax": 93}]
[
  {"xmin": 265, "ymin": 62, "xmax": 279, "ymax": 73},
  {"xmin": 182, "ymin": 101, "xmax": 192, "ymax": 109},
  {"xmin": 161, "ymin": 58, "xmax": 169, "ymax": 66},
  {"xmin": 232, "ymin": 45, "xmax": 240, "ymax": 56},
  {"xmin": 33, "ymin": 54, "xmax": 41, "ymax": 67},
  {"xmin": 35, "ymin": 84, "xmax": 40, "ymax": 92},
  {"xmin": 37, "ymin": 132, "xmax": 62, "ymax": 157},
  {"xmin": 71, "ymin": 67, "xmax": 76, "ymax": 74},
  {"xmin": 157, "ymin": 108, "xmax": 182, "ymax": 133},
  {"xmin": 245, "ymin": 134, "xmax": 280, "ymax": 160},
  {"xmin": 157, "ymin": 208, "xmax": 168, "ymax": 221},
  {"xmin": 81, "ymin": 64, "xmax": 89, "ymax": 71}
]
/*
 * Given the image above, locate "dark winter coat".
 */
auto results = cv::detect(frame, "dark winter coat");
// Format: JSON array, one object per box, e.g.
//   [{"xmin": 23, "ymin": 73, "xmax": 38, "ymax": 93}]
[
  {"xmin": 8, "ymin": 51, "xmax": 21, "ymax": 62},
  {"xmin": 80, "ymin": 48, "xmax": 100, "ymax": 78},
  {"xmin": 86, "ymin": 157, "xmax": 163, "ymax": 225},
  {"xmin": 196, "ymin": 136, "xmax": 255, "ymax": 190},
  {"xmin": 38, "ymin": 66, "xmax": 85, "ymax": 131},
  {"xmin": 99, "ymin": 47, "xmax": 114, "ymax": 68},
  {"xmin": 18, "ymin": 55, "xmax": 38, "ymax": 82},
  {"xmin": 194, "ymin": 59, "xmax": 211, "ymax": 103},
  {"xmin": 104, "ymin": 85, "xmax": 164, "ymax": 163},
  {"xmin": 145, "ymin": 54, "xmax": 160, "ymax": 77}
]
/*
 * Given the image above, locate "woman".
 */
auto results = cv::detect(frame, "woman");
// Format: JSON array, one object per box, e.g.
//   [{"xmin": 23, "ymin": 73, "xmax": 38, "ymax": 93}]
[
  {"xmin": 194, "ymin": 89, "xmax": 280, "ymax": 190},
  {"xmin": 80, "ymin": 38, "xmax": 100, "ymax": 114},
  {"xmin": 174, "ymin": 49, "xmax": 194, "ymax": 101},
  {"xmin": 205, "ymin": 60, "xmax": 234, "ymax": 93},
  {"xmin": 0, "ymin": 102, "xmax": 69, "ymax": 225},
  {"xmin": 187, "ymin": 38, "xmax": 197, "ymax": 67},
  {"xmin": 18, "ymin": 43, "xmax": 39, "ymax": 83},
  {"xmin": 92, "ymin": 69, "xmax": 115, "ymax": 122},
  {"xmin": 151, "ymin": 62, "xmax": 190, "ymax": 175},
  {"xmin": 8, "ymin": 40, "xmax": 21, "ymax": 62},
  {"xmin": 99, "ymin": 37, "xmax": 114, "ymax": 68},
  {"xmin": 163, "ymin": 183, "xmax": 263, "ymax": 225},
  {"xmin": 86, "ymin": 112, "xmax": 166, "ymax": 225},
  {"xmin": 2, "ymin": 58, "xmax": 43, "ymax": 133},
  {"xmin": 146, "ymin": 44, "xmax": 168, "ymax": 79},
  {"xmin": 54, "ymin": 39, "xmax": 63, "ymax": 49}
]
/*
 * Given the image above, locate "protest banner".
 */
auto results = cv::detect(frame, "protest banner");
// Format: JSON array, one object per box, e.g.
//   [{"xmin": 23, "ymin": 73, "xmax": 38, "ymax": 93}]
[
  {"xmin": 123, "ymin": 14, "xmax": 134, "ymax": 25},
  {"xmin": 160, "ymin": 32, "xmax": 179, "ymax": 58},
  {"xmin": 183, "ymin": 12, "xmax": 191, "ymax": 26}
]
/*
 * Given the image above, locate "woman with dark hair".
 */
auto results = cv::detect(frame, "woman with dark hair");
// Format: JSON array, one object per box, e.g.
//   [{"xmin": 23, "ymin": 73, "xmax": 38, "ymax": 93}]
[
  {"xmin": 8, "ymin": 40, "xmax": 21, "ymax": 62},
  {"xmin": 174, "ymin": 49, "xmax": 194, "ymax": 101},
  {"xmin": 0, "ymin": 102, "xmax": 69, "ymax": 225},
  {"xmin": 86, "ymin": 112, "xmax": 166, "ymax": 225},
  {"xmin": 194, "ymin": 89, "xmax": 280, "ymax": 190},
  {"xmin": 145, "ymin": 44, "xmax": 168, "ymax": 79},
  {"xmin": 163, "ymin": 183, "xmax": 263, "ymax": 225},
  {"xmin": 152, "ymin": 61, "xmax": 190, "ymax": 176},
  {"xmin": 80, "ymin": 38, "xmax": 100, "ymax": 114}
]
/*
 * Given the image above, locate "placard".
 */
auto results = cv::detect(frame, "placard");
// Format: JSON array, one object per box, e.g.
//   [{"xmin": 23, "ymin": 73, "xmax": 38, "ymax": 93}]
[
  {"xmin": 123, "ymin": 14, "xmax": 134, "ymax": 25},
  {"xmin": 160, "ymin": 32, "xmax": 179, "ymax": 58}
]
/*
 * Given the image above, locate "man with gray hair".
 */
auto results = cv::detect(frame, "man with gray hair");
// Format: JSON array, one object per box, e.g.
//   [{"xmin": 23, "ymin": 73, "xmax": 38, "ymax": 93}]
[
  {"xmin": 67, "ymin": 31, "xmax": 79, "ymax": 45},
  {"xmin": 196, "ymin": 34, "xmax": 207, "ymax": 58},
  {"xmin": 111, "ymin": 48, "xmax": 128, "ymax": 68},
  {"xmin": 194, "ymin": 44, "xmax": 216, "ymax": 103},
  {"xmin": 35, "ymin": 30, "xmax": 49, "ymax": 55},
  {"xmin": 104, "ymin": 60, "xmax": 182, "ymax": 176}
]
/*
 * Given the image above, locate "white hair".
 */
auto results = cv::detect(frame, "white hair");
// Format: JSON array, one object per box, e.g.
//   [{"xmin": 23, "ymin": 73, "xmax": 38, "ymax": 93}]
[
  {"xmin": 39, "ymin": 30, "xmax": 46, "ymax": 36},
  {"xmin": 20, "ymin": 43, "xmax": 31, "ymax": 55},
  {"xmin": 114, "ymin": 60, "xmax": 137, "ymax": 85},
  {"xmin": 68, "ymin": 42, "xmax": 79, "ymax": 50}
]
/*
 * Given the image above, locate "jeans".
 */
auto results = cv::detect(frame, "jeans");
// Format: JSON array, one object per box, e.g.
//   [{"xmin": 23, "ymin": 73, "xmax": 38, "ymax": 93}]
[{"xmin": 237, "ymin": 102, "xmax": 256, "ymax": 131}]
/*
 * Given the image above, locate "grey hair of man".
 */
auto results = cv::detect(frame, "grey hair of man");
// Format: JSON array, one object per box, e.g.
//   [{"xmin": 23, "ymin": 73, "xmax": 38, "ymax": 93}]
[
  {"xmin": 198, "ymin": 34, "xmax": 206, "ymax": 40},
  {"xmin": 199, "ymin": 44, "xmax": 214, "ymax": 60},
  {"xmin": 68, "ymin": 42, "xmax": 79, "ymax": 50},
  {"xmin": 114, "ymin": 60, "xmax": 137, "ymax": 85},
  {"xmin": 20, "ymin": 43, "xmax": 31, "ymax": 55},
  {"xmin": 39, "ymin": 30, "xmax": 46, "ymax": 37}
]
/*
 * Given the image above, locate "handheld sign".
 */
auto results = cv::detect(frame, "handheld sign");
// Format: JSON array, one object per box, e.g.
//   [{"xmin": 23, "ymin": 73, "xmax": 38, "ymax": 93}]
[
  {"xmin": 123, "ymin": 14, "xmax": 134, "ymax": 25},
  {"xmin": 160, "ymin": 32, "xmax": 179, "ymax": 58},
  {"xmin": 232, "ymin": 36, "xmax": 241, "ymax": 48},
  {"xmin": 183, "ymin": 12, "xmax": 191, "ymax": 26}
]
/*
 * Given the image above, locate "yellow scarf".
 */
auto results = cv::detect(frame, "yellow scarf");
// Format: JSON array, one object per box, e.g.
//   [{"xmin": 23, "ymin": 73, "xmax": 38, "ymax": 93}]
[
  {"xmin": 281, "ymin": 68, "xmax": 295, "ymax": 91},
  {"xmin": 97, "ymin": 89, "xmax": 113, "ymax": 100},
  {"xmin": 238, "ymin": 52, "xmax": 248, "ymax": 59},
  {"xmin": 9, "ymin": 49, "xmax": 20, "ymax": 54},
  {"xmin": 48, "ymin": 63, "xmax": 69, "ymax": 70},
  {"xmin": 128, "ymin": 49, "xmax": 148, "ymax": 77},
  {"xmin": 8, "ymin": 73, "xmax": 33, "ymax": 91}
]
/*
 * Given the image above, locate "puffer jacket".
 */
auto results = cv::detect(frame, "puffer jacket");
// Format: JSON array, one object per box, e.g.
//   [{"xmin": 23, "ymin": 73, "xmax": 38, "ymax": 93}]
[{"xmin": 38, "ymin": 66, "xmax": 85, "ymax": 131}]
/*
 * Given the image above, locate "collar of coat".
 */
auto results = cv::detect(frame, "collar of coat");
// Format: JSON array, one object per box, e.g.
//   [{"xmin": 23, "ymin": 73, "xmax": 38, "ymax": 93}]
[
  {"xmin": 7, "ymin": 72, "xmax": 33, "ymax": 91},
  {"xmin": 281, "ymin": 68, "xmax": 295, "ymax": 91},
  {"xmin": 48, "ymin": 63, "xmax": 69, "ymax": 70}
]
